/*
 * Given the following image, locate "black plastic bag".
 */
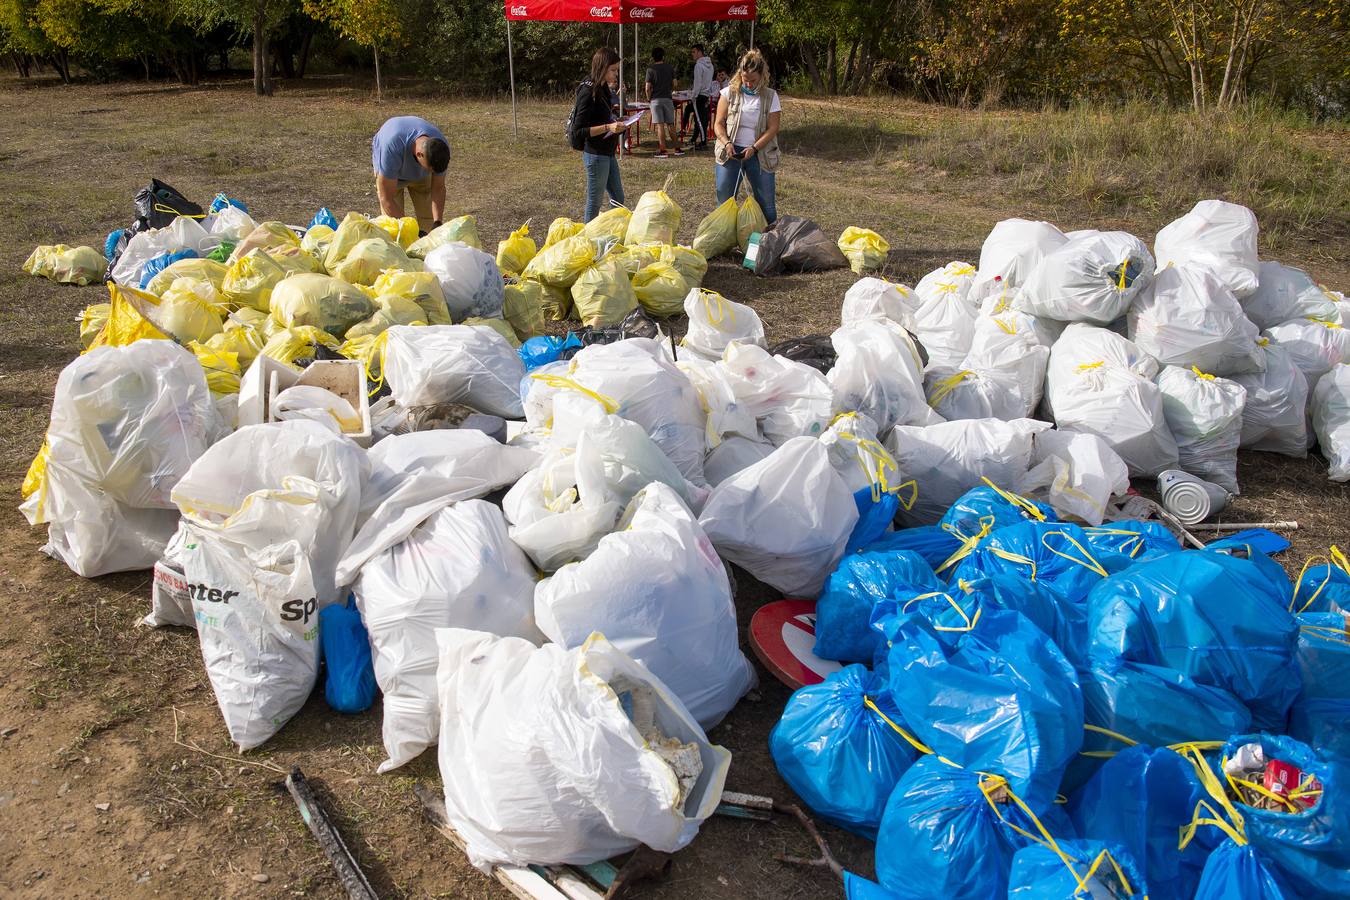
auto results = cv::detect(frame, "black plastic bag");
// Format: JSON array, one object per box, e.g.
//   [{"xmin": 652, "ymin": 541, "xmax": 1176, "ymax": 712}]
[
  {"xmin": 576, "ymin": 308, "xmax": 663, "ymax": 347},
  {"xmin": 136, "ymin": 179, "xmax": 203, "ymax": 230},
  {"xmin": 754, "ymin": 216, "xmax": 848, "ymax": 276},
  {"xmin": 770, "ymin": 335, "xmax": 836, "ymax": 374}
]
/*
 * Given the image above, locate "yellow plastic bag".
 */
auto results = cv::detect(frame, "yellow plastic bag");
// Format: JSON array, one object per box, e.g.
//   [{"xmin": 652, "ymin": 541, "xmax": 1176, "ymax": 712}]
[
  {"xmin": 539, "ymin": 281, "xmax": 573, "ymax": 322},
  {"xmin": 144, "ymin": 257, "xmax": 228, "ymax": 295},
  {"xmin": 523, "ymin": 234, "xmax": 598, "ymax": 288},
  {"xmin": 21, "ymin": 439, "xmax": 49, "ymax": 502},
  {"xmin": 230, "ymin": 221, "xmax": 300, "ymax": 262},
  {"xmin": 86, "ymin": 284, "xmax": 173, "ymax": 350},
  {"xmin": 324, "ymin": 212, "xmax": 394, "ymax": 271},
  {"xmin": 626, "ymin": 178, "xmax": 682, "ymax": 246},
  {"xmin": 332, "ymin": 238, "xmax": 419, "ymax": 286},
  {"xmin": 582, "ymin": 206, "xmax": 632, "ymax": 245},
  {"xmin": 462, "ymin": 316, "xmax": 522, "ymax": 347},
  {"xmin": 224, "ymin": 306, "xmax": 268, "ymax": 332},
  {"xmin": 544, "ymin": 217, "xmax": 584, "ymax": 247},
  {"xmin": 269, "ymin": 273, "xmax": 376, "ymax": 337},
  {"xmin": 372, "ymin": 214, "xmax": 419, "ymax": 249},
  {"xmin": 188, "ymin": 341, "xmax": 242, "ymax": 394},
  {"xmin": 345, "ymin": 294, "xmax": 428, "ymax": 339},
  {"xmin": 339, "ymin": 333, "xmax": 385, "ymax": 383},
  {"xmin": 206, "ymin": 324, "xmax": 264, "ymax": 368},
  {"xmin": 503, "ymin": 279, "xmax": 546, "ymax": 341},
  {"xmin": 611, "ymin": 243, "xmax": 663, "ymax": 277},
  {"xmin": 78, "ymin": 302, "xmax": 111, "ymax": 349},
  {"xmin": 693, "ymin": 197, "xmax": 738, "ymax": 259},
  {"xmin": 221, "ymin": 248, "xmax": 287, "ymax": 311},
  {"xmin": 23, "ymin": 244, "xmax": 105, "ymax": 285},
  {"xmin": 496, "ymin": 224, "xmax": 538, "ymax": 277},
  {"xmin": 838, "ymin": 227, "xmax": 890, "ymax": 274},
  {"xmin": 571, "ymin": 257, "xmax": 638, "ymax": 327},
  {"xmin": 407, "ymin": 214, "xmax": 482, "ymax": 258},
  {"xmin": 368, "ymin": 269, "xmax": 450, "ymax": 325},
  {"xmin": 300, "ymin": 224, "xmax": 335, "ymax": 265},
  {"xmin": 22, "ymin": 245, "xmax": 58, "ymax": 278},
  {"xmin": 158, "ymin": 277, "xmax": 226, "ymax": 342},
  {"xmin": 260, "ymin": 325, "xmax": 342, "ymax": 369},
  {"xmin": 632, "ymin": 262, "xmax": 689, "ymax": 317},
  {"xmin": 737, "ymin": 195, "xmax": 768, "ymax": 251},
  {"xmin": 270, "ymin": 244, "xmax": 322, "ymax": 276},
  {"xmin": 658, "ymin": 244, "xmax": 708, "ymax": 289}
]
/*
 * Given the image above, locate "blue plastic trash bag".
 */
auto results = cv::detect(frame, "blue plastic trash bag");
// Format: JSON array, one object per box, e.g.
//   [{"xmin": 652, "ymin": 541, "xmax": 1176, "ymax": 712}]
[
  {"xmin": 874, "ymin": 754, "xmax": 1033, "ymax": 899},
  {"xmin": 104, "ymin": 228, "xmax": 125, "ymax": 263},
  {"xmin": 1088, "ymin": 550, "xmax": 1301, "ymax": 730},
  {"xmin": 815, "ymin": 548, "xmax": 940, "ymax": 664},
  {"xmin": 882, "ymin": 608, "xmax": 1083, "ymax": 807},
  {"xmin": 210, "ymin": 192, "xmax": 248, "ymax": 213},
  {"xmin": 951, "ymin": 520, "xmax": 1115, "ymax": 604},
  {"xmin": 1218, "ymin": 733, "xmax": 1350, "ymax": 898},
  {"xmin": 1290, "ymin": 550, "xmax": 1350, "ymax": 614},
  {"xmin": 1205, "ymin": 539, "xmax": 1295, "ymax": 604},
  {"xmin": 138, "ymin": 248, "xmax": 199, "ymax": 289},
  {"xmin": 308, "ymin": 207, "xmax": 338, "ymax": 231},
  {"xmin": 939, "ymin": 484, "xmax": 1055, "ymax": 545},
  {"xmin": 769, "ymin": 665, "xmax": 919, "ymax": 839},
  {"xmin": 1289, "ymin": 613, "xmax": 1350, "ymax": 761},
  {"xmin": 844, "ymin": 872, "xmax": 903, "ymax": 900},
  {"xmin": 519, "ymin": 333, "xmax": 584, "ymax": 372},
  {"xmin": 319, "ymin": 597, "xmax": 377, "ymax": 714},
  {"xmin": 1067, "ymin": 744, "xmax": 1220, "ymax": 899},
  {"xmin": 1215, "ymin": 528, "xmax": 1291, "ymax": 557},
  {"xmin": 846, "ymin": 485, "xmax": 900, "ymax": 555},
  {"xmin": 860, "ymin": 526, "xmax": 963, "ymax": 572},
  {"xmin": 1008, "ymin": 839, "xmax": 1148, "ymax": 900},
  {"xmin": 1083, "ymin": 520, "xmax": 1182, "ymax": 565},
  {"xmin": 1194, "ymin": 841, "xmax": 1294, "ymax": 900}
]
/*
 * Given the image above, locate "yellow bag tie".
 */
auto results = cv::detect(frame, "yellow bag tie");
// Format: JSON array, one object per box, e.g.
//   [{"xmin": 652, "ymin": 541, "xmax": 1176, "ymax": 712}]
[
  {"xmin": 936, "ymin": 516, "xmax": 996, "ymax": 574},
  {"xmin": 927, "ymin": 370, "xmax": 973, "ymax": 407},
  {"xmin": 1077, "ymin": 723, "xmax": 1141, "ymax": 759},
  {"xmin": 836, "ymin": 430, "xmax": 896, "ymax": 502},
  {"xmin": 1191, "ymin": 366, "xmax": 1216, "ymax": 381},
  {"xmin": 980, "ymin": 477, "xmax": 1048, "ymax": 522},
  {"xmin": 900, "ymin": 591, "xmax": 983, "ymax": 632},
  {"xmin": 1116, "ymin": 260, "xmax": 1129, "ymax": 291},
  {"xmin": 1292, "ymin": 553, "xmax": 1332, "ymax": 614},
  {"xmin": 1084, "ymin": 526, "xmax": 1148, "ymax": 559},
  {"xmin": 700, "ymin": 290, "xmax": 735, "ymax": 327},
  {"xmin": 893, "ymin": 479, "xmax": 919, "ymax": 512},
  {"xmin": 1175, "ymin": 745, "xmax": 1248, "ymax": 849},
  {"xmin": 1077, "ymin": 360, "xmax": 1105, "ymax": 371},
  {"xmin": 1257, "ymin": 337, "xmax": 1270, "ymax": 347},
  {"xmin": 1041, "ymin": 530, "xmax": 1109, "ymax": 578},
  {"xmin": 153, "ymin": 203, "xmax": 207, "ymax": 219},
  {"xmin": 993, "ymin": 314, "xmax": 1018, "ymax": 336},
  {"xmin": 363, "ymin": 330, "xmax": 391, "ymax": 394},
  {"xmin": 529, "ymin": 373, "xmax": 620, "ymax": 414},
  {"xmin": 934, "ymin": 281, "xmax": 959, "ymax": 296},
  {"xmin": 1299, "ymin": 623, "xmax": 1350, "ymax": 647},
  {"xmin": 990, "ymin": 547, "xmax": 1038, "ymax": 581},
  {"xmin": 949, "ymin": 263, "xmax": 976, "ymax": 277}
]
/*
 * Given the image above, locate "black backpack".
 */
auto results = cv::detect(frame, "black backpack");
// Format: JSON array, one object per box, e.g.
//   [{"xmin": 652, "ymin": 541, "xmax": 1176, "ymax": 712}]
[{"xmin": 566, "ymin": 81, "xmax": 593, "ymax": 151}]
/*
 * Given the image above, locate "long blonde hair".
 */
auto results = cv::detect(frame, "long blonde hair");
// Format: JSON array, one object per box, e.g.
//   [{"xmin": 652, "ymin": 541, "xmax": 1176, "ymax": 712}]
[{"xmin": 729, "ymin": 49, "xmax": 771, "ymax": 94}]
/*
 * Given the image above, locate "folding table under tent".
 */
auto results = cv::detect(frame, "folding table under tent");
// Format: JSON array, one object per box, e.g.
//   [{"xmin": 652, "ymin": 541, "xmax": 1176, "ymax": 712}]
[{"xmin": 503, "ymin": 1, "xmax": 759, "ymax": 140}]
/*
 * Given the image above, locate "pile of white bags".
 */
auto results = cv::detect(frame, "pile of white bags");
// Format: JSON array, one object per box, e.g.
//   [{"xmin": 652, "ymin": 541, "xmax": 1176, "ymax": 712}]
[
  {"xmin": 110, "ymin": 216, "xmax": 220, "ymax": 286},
  {"xmin": 535, "ymin": 483, "xmax": 755, "ymax": 728},
  {"xmin": 1127, "ymin": 264, "xmax": 1264, "ymax": 375},
  {"xmin": 1312, "ymin": 364, "xmax": 1350, "ymax": 481},
  {"xmin": 828, "ymin": 320, "xmax": 932, "ymax": 433},
  {"xmin": 1156, "ymin": 366, "xmax": 1248, "ymax": 494},
  {"xmin": 1263, "ymin": 318, "xmax": 1350, "ymax": 392},
  {"xmin": 1044, "ymin": 324, "xmax": 1179, "ymax": 477},
  {"xmin": 884, "ymin": 417, "xmax": 1050, "ymax": 525},
  {"xmin": 422, "ymin": 242, "xmax": 505, "ymax": 321},
  {"xmin": 1016, "ymin": 231, "xmax": 1155, "ymax": 325},
  {"xmin": 720, "ymin": 343, "xmax": 835, "ymax": 446},
  {"xmin": 382, "ymin": 324, "xmax": 526, "ymax": 418},
  {"xmin": 1153, "ymin": 199, "xmax": 1260, "ymax": 298},
  {"xmin": 21, "ymin": 341, "xmax": 217, "ymax": 577},
  {"xmin": 681, "ymin": 289, "xmax": 765, "ymax": 361},
  {"xmin": 1232, "ymin": 339, "xmax": 1309, "ymax": 457},
  {"xmin": 354, "ymin": 499, "xmax": 542, "ymax": 772},
  {"xmin": 699, "ymin": 437, "xmax": 858, "ymax": 596},
  {"xmin": 1242, "ymin": 261, "xmax": 1339, "ymax": 329},
  {"xmin": 969, "ymin": 218, "xmax": 1068, "ymax": 304},
  {"xmin": 1021, "ymin": 430, "xmax": 1129, "ymax": 525},
  {"xmin": 435, "ymin": 629, "xmax": 730, "ymax": 870},
  {"xmin": 841, "ymin": 277, "xmax": 919, "ymax": 332}
]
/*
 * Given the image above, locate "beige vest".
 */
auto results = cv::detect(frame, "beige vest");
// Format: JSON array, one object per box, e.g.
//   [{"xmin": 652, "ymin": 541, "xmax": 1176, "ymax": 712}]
[{"xmin": 716, "ymin": 86, "xmax": 781, "ymax": 172}]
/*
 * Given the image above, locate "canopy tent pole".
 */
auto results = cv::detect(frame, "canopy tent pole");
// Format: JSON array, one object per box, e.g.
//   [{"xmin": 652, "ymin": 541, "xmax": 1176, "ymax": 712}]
[
  {"xmin": 750, "ymin": 20, "xmax": 756, "ymax": 49},
  {"xmin": 618, "ymin": 23, "xmax": 625, "ymax": 159},
  {"xmin": 507, "ymin": 19, "xmax": 518, "ymax": 141},
  {"xmin": 634, "ymin": 24, "xmax": 639, "ymax": 102}
]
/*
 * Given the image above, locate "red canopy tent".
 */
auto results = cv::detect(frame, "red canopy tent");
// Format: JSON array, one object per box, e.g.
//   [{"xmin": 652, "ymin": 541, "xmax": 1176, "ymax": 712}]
[{"xmin": 503, "ymin": 0, "xmax": 758, "ymax": 138}]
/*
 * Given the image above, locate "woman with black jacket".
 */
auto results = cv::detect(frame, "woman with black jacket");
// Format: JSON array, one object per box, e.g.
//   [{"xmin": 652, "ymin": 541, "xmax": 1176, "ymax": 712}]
[{"xmin": 571, "ymin": 47, "xmax": 627, "ymax": 222}]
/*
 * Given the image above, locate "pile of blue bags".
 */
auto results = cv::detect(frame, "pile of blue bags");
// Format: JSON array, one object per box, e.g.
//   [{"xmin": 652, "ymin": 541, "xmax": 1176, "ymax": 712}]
[{"xmin": 770, "ymin": 483, "xmax": 1350, "ymax": 899}]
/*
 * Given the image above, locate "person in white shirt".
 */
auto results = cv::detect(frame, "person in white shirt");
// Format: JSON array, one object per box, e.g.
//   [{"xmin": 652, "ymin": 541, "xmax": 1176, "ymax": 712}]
[
  {"xmin": 686, "ymin": 44, "xmax": 716, "ymax": 151},
  {"xmin": 713, "ymin": 49, "xmax": 781, "ymax": 223}
]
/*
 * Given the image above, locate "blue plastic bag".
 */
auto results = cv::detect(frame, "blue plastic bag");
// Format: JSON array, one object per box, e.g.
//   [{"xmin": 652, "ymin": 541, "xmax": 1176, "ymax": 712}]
[
  {"xmin": 1088, "ymin": 550, "xmax": 1301, "ymax": 730},
  {"xmin": 1194, "ymin": 841, "xmax": 1294, "ymax": 900},
  {"xmin": 138, "ymin": 248, "xmax": 199, "ymax": 289},
  {"xmin": 1067, "ymin": 745, "xmax": 1220, "ymax": 899},
  {"xmin": 882, "ymin": 608, "xmax": 1083, "ymax": 807},
  {"xmin": 1289, "ymin": 613, "xmax": 1350, "ymax": 761},
  {"xmin": 846, "ymin": 485, "xmax": 900, "ymax": 556},
  {"xmin": 1008, "ymin": 839, "xmax": 1148, "ymax": 900},
  {"xmin": 519, "ymin": 333, "xmax": 583, "ymax": 372},
  {"xmin": 1206, "ymin": 540, "xmax": 1296, "ymax": 604},
  {"xmin": 1290, "ymin": 551, "xmax": 1350, "ymax": 614},
  {"xmin": 1083, "ymin": 520, "xmax": 1183, "ymax": 565},
  {"xmin": 843, "ymin": 872, "xmax": 903, "ymax": 900},
  {"xmin": 815, "ymin": 548, "xmax": 940, "ymax": 664},
  {"xmin": 951, "ymin": 520, "xmax": 1115, "ymax": 604},
  {"xmin": 860, "ymin": 526, "xmax": 963, "ymax": 572},
  {"xmin": 874, "ymin": 754, "xmax": 1031, "ymax": 899},
  {"xmin": 210, "ymin": 192, "xmax": 248, "ymax": 213},
  {"xmin": 308, "ymin": 206, "xmax": 338, "ymax": 231},
  {"xmin": 104, "ymin": 228, "xmax": 125, "ymax": 262},
  {"xmin": 939, "ymin": 484, "xmax": 1055, "ymax": 545},
  {"xmin": 769, "ymin": 665, "xmax": 919, "ymax": 839},
  {"xmin": 319, "ymin": 597, "xmax": 377, "ymax": 714}
]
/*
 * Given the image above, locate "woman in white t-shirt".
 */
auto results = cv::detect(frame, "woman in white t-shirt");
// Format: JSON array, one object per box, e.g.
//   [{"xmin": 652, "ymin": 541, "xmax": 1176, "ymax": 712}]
[{"xmin": 713, "ymin": 49, "xmax": 782, "ymax": 224}]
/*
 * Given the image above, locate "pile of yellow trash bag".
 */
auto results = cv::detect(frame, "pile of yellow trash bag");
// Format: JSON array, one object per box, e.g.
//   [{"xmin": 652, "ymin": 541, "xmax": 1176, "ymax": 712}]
[{"xmin": 23, "ymin": 244, "xmax": 106, "ymax": 285}]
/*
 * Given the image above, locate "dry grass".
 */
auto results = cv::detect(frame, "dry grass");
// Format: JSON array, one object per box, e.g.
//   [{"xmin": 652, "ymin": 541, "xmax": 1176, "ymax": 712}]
[{"xmin": 0, "ymin": 74, "xmax": 1347, "ymax": 899}]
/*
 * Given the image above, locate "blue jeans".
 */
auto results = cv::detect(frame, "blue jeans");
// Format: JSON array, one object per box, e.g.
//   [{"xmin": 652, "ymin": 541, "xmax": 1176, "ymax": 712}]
[
  {"xmin": 716, "ymin": 147, "xmax": 777, "ymax": 224},
  {"xmin": 583, "ymin": 152, "xmax": 624, "ymax": 223}
]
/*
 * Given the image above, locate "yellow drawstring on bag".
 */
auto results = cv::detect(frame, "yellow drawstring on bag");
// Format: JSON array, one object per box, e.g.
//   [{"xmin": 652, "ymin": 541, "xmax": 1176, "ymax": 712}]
[
  {"xmin": 927, "ymin": 370, "xmax": 973, "ymax": 408},
  {"xmin": 529, "ymin": 373, "xmax": 620, "ymax": 415}
]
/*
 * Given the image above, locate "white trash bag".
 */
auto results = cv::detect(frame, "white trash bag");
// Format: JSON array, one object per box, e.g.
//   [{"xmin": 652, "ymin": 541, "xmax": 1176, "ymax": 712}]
[
  {"xmin": 704, "ymin": 435, "xmax": 775, "ymax": 486},
  {"xmin": 1127, "ymin": 263, "xmax": 1264, "ymax": 376},
  {"xmin": 1153, "ymin": 199, "xmax": 1260, "ymax": 298},
  {"xmin": 677, "ymin": 356, "xmax": 760, "ymax": 450},
  {"xmin": 969, "ymin": 218, "xmax": 1069, "ymax": 303},
  {"xmin": 841, "ymin": 277, "xmax": 920, "ymax": 332},
  {"xmin": 1016, "ymin": 231, "xmax": 1155, "ymax": 325},
  {"xmin": 721, "ymin": 342, "xmax": 835, "ymax": 447},
  {"xmin": 1242, "ymin": 261, "xmax": 1339, "ymax": 330},
  {"xmin": 924, "ymin": 366, "xmax": 1032, "ymax": 421},
  {"xmin": 1263, "ymin": 318, "xmax": 1350, "ymax": 393},
  {"xmin": 964, "ymin": 304, "xmax": 1057, "ymax": 411},
  {"xmin": 503, "ymin": 448, "xmax": 622, "ymax": 572},
  {"xmin": 1232, "ymin": 339, "xmax": 1309, "ymax": 457},
  {"xmin": 828, "ymin": 320, "xmax": 933, "ymax": 435},
  {"xmin": 820, "ymin": 411, "xmax": 902, "ymax": 496},
  {"xmin": 1156, "ymin": 366, "xmax": 1247, "ymax": 495},
  {"xmin": 681, "ymin": 289, "xmax": 766, "ymax": 361},
  {"xmin": 383, "ymin": 324, "xmax": 525, "ymax": 418},
  {"xmin": 884, "ymin": 417, "xmax": 1050, "ymax": 525},
  {"xmin": 914, "ymin": 261, "xmax": 979, "ymax": 311},
  {"xmin": 911, "ymin": 283, "xmax": 978, "ymax": 370},
  {"xmin": 1312, "ymin": 364, "xmax": 1350, "ymax": 481},
  {"xmin": 21, "ymin": 341, "xmax": 216, "ymax": 577},
  {"xmin": 699, "ymin": 436, "xmax": 858, "ymax": 596},
  {"xmin": 1022, "ymin": 429, "xmax": 1129, "ymax": 526},
  {"xmin": 353, "ymin": 499, "xmax": 543, "ymax": 772},
  {"xmin": 536, "ymin": 483, "xmax": 755, "ymax": 728},
  {"xmin": 422, "ymin": 242, "xmax": 505, "ymax": 321}
]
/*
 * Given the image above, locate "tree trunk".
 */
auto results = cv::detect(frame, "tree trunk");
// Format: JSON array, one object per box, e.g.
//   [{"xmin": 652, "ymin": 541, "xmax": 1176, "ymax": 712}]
[
  {"xmin": 843, "ymin": 39, "xmax": 858, "ymax": 92},
  {"xmin": 253, "ymin": 11, "xmax": 272, "ymax": 96},
  {"xmin": 296, "ymin": 26, "xmax": 314, "ymax": 79},
  {"xmin": 374, "ymin": 46, "xmax": 382, "ymax": 102},
  {"xmin": 12, "ymin": 53, "xmax": 30, "ymax": 78},
  {"xmin": 52, "ymin": 50, "xmax": 70, "ymax": 84},
  {"xmin": 826, "ymin": 38, "xmax": 838, "ymax": 94},
  {"xmin": 800, "ymin": 42, "xmax": 826, "ymax": 93}
]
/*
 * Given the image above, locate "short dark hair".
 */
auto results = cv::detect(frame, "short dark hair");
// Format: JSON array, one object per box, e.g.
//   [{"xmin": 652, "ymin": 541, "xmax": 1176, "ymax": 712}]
[
  {"xmin": 652, "ymin": 47, "xmax": 664, "ymax": 62},
  {"xmin": 692, "ymin": 44, "xmax": 704, "ymax": 54},
  {"xmin": 425, "ymin": 138, "xmax": 450, "ymax": 174}
]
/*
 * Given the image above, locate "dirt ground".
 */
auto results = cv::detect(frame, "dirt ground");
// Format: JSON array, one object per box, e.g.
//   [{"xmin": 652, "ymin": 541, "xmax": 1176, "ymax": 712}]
[{"xmin": 1, "ymin": 76, "xmax": 1347, "ymax": 900}]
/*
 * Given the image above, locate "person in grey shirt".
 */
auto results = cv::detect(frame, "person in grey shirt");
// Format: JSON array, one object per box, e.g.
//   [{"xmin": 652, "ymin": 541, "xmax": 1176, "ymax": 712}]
[
  {"xmin": 644, "ymin": 47, "xmax": 682, "ymax": 158},
  {"xmin": 686, "ymin": 44, "xmax": 715, "ymax": 151}
]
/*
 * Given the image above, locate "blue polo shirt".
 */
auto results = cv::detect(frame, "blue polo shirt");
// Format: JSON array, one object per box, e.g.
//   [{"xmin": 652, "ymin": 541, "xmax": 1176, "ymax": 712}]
[{"xmin": 371, "ymin": 116, "xmax": 447, "ymax": 182}]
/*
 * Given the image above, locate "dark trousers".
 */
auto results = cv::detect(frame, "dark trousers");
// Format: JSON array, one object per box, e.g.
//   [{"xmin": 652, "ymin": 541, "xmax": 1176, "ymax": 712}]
[{"xmin": 688, "ymin": 95, "xmax": 711, "ymax": 147}]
